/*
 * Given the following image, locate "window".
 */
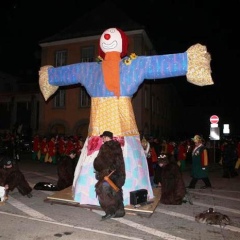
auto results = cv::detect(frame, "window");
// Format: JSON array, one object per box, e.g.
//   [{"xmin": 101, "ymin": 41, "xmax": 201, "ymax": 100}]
[
  {"xmin": 55, "ymin": 50, "xmax": 67, "ymax": 67},
  {"xmin": 53, "ymin": 50, "xmax": 67, "ymax": 107},
  {"xmin": 80, "ymin": 46, "xmax": 95, "ymax": 62},
  {"xmin": 53, "ymin": 89, "xmax": 65, "ymax": 108},
  {"xmin": 80, "ymin": 87, "xmax": 91, "ymax": 107}
]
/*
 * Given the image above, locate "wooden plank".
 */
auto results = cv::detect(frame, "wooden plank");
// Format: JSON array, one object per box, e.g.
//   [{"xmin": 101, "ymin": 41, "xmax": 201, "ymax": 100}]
[
  {"xmin": 45, "ymin": 186, "xmax": 161, "ymax": 214},
  {"xmin": 46, "ymin": 186, "xmax": 74, "ymax": 202}
]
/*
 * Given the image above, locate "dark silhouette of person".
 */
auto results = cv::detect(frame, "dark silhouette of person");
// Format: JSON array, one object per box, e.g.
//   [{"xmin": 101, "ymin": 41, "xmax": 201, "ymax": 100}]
[
  {"xmin": 158, "ymin": 153, "xmax": 186, "ymax": 205},
  {"xmin": 57, "ymin": 150, "xmax": 77, "ymax": 190},
  {"xmin": 222, "ymin": 139, "xmax": 238, "ymax": 178}
]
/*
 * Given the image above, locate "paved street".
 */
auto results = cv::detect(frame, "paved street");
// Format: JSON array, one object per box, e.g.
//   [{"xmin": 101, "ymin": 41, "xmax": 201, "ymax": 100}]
[{"xmin": 0, "ymin": 153, "xmax": 239, "ymax": 240}]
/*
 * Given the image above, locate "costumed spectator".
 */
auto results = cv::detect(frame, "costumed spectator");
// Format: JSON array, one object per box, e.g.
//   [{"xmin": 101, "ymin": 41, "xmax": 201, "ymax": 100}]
[
  {"xmin": 57, "ymin": 135, "xmax": 66, "ymax": 157},
  {"xmin": 56, "ymin": 150, "xmax": 77, "ymax": 190},
  {"xmin": 0, "ymin": 154, "xmax": 32, "ymax": 199},
  {"xmin": 153, "ymin": 152, "xmax": 164, "ymax": 188},
  {"xmin": 93, "ymin": 131, "xmax": 126, "ymax": 220},
  {"xmin": 167, "ymin": 141, "xmax": 175, "ymax": 159},
  {"xmin": 161, "ymin": 140, "xmax": 168, "ymax": 154},
  {"xmin": 148, "ymin": 146, "xmax": 158, "ymax": 187},
  {"xmin": 39, "ymin": 27, "xmax": 213, "ymax": 206},
  {"xmin": 32, "ymin": 134, "xmax": 41, "ymax": 161},
  {"xmin": 173, "ymin": 142, "xmax": 179, "ymax": 161},
  {"xmin": 158, "ymin": 153, "xmax": 186, "ymax": 205},
  {"xmin": 141, "ymin": 136, "xmax": 150, "ymax": 157},
  {"xmin": 205, "ymin": 140, "xmax": 212, "ymax": 163},
  {"xmin": 185, "ymin": 139, "xmax": 193, "ymax": 164},
  {"xmin": 45, "ymin": 136, "xmax": 57, "ymax": 164},
  {"xmin": 221, "ymin": 139, "xmax": 238, "ymax": 178},
  {"xmin": 65, "ymin": 136, "xmax": 75, "ymax": 155},
  {"xmin": 187, "ymin": 135, "xmax": 212, "ymax": 189},
  {"xmin": 177, "ymin": 140, "xmax": 187, "ymax": 171},
  {"xmin": 153, "ymin": 138, "xmax": 162, "ymax": 156},
  {"xmin": 141, "ymin": 137, "xmax": 154, "ymax": 187},
  {"xmin": 149, "ymin": 137, "xmax": 160, "ymax": 181},
  {"xmin": 40, "ymin": 136, "xmax": 48, "ymax": 163}
]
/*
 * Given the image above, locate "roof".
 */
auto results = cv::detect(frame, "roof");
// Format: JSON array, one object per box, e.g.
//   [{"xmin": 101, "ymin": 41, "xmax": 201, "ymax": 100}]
[{"xmin": 39, "ymin": 0, "xmax": 145, "ymax": 44}]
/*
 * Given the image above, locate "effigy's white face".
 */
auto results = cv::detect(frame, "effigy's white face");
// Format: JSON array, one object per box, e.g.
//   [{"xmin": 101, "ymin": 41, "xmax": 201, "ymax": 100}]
[{"xmin": 100, "ymin": 28, "xmax": 122, "ymax": 53}]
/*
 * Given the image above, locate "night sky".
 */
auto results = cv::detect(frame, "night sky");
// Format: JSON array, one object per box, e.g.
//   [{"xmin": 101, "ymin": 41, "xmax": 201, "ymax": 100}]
[{"xmin": 0, "ymin": 0, "xmax": 239, "ymax": 135}]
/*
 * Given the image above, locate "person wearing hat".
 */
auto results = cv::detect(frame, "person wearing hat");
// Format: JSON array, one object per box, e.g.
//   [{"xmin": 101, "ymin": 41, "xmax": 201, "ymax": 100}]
[
  {"xmin": 187, "ymin": 135, "xmax": 212, "ymax": 189},
  {"xmin": 0, "ymin": 155, "xmax": 32, "ymax": 199},
  {"xmin": 141, "ymin": 136, "xmax": 155, "ymax": 187},
  {"xmin": 93, "ymin": 131, "xmax": 126, "ymax": 220},
  {"xmin": 100, "ymin": 131, "xmax": 113, "ymax": 139}
]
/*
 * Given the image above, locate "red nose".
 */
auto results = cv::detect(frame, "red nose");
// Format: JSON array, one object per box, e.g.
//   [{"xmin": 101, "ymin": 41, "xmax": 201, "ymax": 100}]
[{"xmin": 104, "ymin": 33, "xmax": 110, "ymax": 40}]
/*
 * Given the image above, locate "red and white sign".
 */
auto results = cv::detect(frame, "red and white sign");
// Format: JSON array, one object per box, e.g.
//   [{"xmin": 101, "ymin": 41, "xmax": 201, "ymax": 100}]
[{"xmin": 210, "ymin": 115, "xmax": 219, "ymax": 124}]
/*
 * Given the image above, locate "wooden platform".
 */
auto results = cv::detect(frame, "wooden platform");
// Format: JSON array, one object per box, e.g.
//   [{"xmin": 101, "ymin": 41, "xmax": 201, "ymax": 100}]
[{"xmin": 45, "ymin": 187, "xmax": 161, "ymax": 216}]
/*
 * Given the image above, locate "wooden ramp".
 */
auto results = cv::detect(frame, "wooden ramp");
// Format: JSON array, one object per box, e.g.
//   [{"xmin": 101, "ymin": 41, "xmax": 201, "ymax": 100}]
[{"xmin": 45, "ymin": 187, "xmax": 161, "ymax": 217}]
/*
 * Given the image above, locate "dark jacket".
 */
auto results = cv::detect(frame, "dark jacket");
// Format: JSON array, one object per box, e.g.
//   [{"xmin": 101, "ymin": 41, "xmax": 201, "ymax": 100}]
[
  {"xmin": 0, "ymin": 156, "xmax": 32, "ymax": 196},
  {"xmin": 191, "ymin": 145, "xmax": 209, "ymax": 179},
  {"xmin": 160, "ymin": 161, "xmax": 186, "ymax": 205}
]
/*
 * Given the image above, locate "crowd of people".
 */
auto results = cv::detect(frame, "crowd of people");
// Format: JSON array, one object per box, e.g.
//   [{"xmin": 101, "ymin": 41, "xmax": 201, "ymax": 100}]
[
  {"xmin": 141, "ymin": 134, "xmax": 240, "ymax": 205},
  {"xmin": 0, "ymin": 132, "xmax": 84, "ymax": 201},
  {"xmin": 141, "ymin": 135, "xmax": 239, "ymax": 183},
  {"xmin": 0, "ymin": 132, "xmax": 85, "ymax": 165},
  {"xmin": 1, "ymin": 129, "xmax": 240, "ymax": 212},
  {"xmin": 31, "ymin": 134, "xmax": 84, "ymax": 164}
]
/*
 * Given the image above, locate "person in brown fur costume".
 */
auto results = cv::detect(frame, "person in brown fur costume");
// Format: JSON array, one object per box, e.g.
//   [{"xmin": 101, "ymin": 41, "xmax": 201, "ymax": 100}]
[
  {"xmin": 0, "ymin": 155, "xmax": 32, "ymax": 198},
  {"xmin": 33, "ymin": 150, "xmax": 77, "ymax": 191},
  {"xmin": 93, "ymin": 131, "xmax": 126, "ymax": 221},
  {"xmin": 158, "ymin": 153, "xmax": 186, "ymax": 205},
  {"xmin": 56, "ymin": 150, "xmax": 77, "ymax": 190}
]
